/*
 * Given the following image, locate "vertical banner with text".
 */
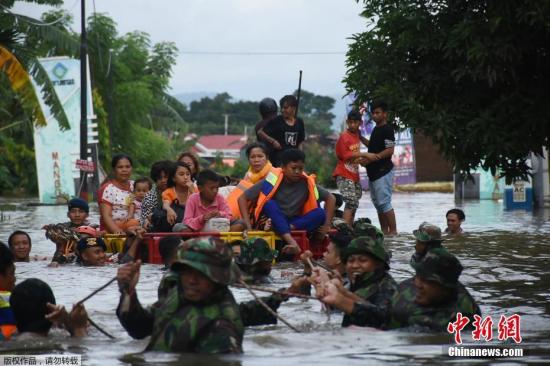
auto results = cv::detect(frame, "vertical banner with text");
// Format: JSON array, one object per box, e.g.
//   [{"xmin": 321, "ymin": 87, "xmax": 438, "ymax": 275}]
[{"xmin": 32, "ymin": 57, "xmax": 81, "ymax": 203}]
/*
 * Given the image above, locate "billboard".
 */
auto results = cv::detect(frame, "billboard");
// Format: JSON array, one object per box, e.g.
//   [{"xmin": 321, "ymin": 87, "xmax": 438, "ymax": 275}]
[{"xmin": 32, "ymin": 57, "xmax": 81, "ymax": 203}]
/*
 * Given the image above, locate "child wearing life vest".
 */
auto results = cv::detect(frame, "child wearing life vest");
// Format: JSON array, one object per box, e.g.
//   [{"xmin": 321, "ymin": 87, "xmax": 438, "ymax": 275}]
[
  {"xmin": 183, "ymin": 169, "xmax": 244, "ymax": 232},
  {"xmin": 238, "ymin": 149, "xmax": 336, "ymax": 256}
]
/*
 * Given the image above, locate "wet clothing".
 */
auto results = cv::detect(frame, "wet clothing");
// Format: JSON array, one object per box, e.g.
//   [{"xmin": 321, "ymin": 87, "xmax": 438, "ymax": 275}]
[
  {"xmin": 366, "ymin": 124, "xmax": 395, "ymax": 182},
  {"xmin": 156, "ymin": 271, "xmax": 285, "ymax": 328},
  {"xmin": 351, "ymin": 277, "xmax": 481, "ymax": 331},
  {"xmin": 342, "ymin": 270, "xmax": 397, "ymax": 328},
  {"xmin": 262, "ymin": 116, "xmax": 305, "ymax": 166},
  {"xmin": 117, "ymin": 283, "xmax": 244, "ymax": 353},
  {"xmin": 48, "ymin": 222, "xmax": 81, "ymax": 265}
]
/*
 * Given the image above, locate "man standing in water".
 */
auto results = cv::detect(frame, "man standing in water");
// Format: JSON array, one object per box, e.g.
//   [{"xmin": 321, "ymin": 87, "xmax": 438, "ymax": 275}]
[
  {"xmin": 7, "ymin": 231, "xmax": 32, "ymax": 262},
  {"xmin": 261, "ymin": 95, "xmax": 305, "ymax": 167},
  {"xmin": 116, "ymin": 237, "xmax": 244, "ymax": 353},
  {"xmin": 364, "ymin": 101, "xmax": 397, "ymax": 235}
]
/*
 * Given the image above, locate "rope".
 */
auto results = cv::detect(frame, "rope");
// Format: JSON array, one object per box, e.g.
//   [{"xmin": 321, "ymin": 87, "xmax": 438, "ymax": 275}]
[
  {"xmin": 76, "ymin": 276, "xmax": 117, "ymax": 306},
  {"xmin": 238, "ymin": 280, "xmax": 301, "ymax": 333}
]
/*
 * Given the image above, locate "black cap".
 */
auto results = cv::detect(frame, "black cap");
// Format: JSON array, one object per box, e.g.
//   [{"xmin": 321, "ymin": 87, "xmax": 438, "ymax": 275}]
[{"xmin": 68, "ymin": 198, "xmax": 89, "ymax": 214}]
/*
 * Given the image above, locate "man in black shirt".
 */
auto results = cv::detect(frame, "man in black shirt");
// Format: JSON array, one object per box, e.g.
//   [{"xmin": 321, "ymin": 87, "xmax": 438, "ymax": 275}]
[
  {"xmin": 259, "ymin": 95, "xmax": 305, "ymax": 167},
  {"xmin": 255, "ymin": 97, "xmax": 278, "ymax": 145},
  {"xmin": 364, "ymin": 101, "xmax": 397, "ymax": 235}
]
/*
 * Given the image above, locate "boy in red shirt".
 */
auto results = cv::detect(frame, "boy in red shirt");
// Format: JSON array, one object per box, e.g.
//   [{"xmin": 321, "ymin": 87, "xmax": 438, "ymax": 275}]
[{"xmin": 332, "ymin": 110, "xmax": 377, "ymax": 225}]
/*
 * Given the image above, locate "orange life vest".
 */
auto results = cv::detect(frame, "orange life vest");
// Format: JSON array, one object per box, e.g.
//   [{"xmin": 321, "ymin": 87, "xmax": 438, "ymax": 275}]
[
  {"xmin": 0, "ymin": 291, "xmax": 16, "ymax": 340},
  {"xmin": 226, "ymin": 180, "xmax": 254, "ymax": 219},
  {"xmin": 254, "ymin": 168, "xmax": 319, "ymax": 221}
]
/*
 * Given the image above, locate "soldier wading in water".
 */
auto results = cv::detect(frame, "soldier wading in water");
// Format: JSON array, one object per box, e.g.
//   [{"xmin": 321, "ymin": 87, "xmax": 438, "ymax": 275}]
[{"xmin": 116, "ymin": 237, "xmax": 244, "ymax": 353}]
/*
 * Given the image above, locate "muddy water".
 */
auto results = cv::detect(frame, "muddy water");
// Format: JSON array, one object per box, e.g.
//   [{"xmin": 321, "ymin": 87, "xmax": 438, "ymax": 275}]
[{"xmin": 1, "ymin": 193, "xmax": 549, "ymax": 365}]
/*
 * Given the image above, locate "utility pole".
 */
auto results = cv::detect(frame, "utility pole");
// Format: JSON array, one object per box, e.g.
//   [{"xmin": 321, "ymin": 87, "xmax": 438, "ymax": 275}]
[
  {"xmin": 79, "ymin": 0, "xmax": 88, "ymax": 200},
  {"xmin": 223, "ymin": 113, "xmax": 229, "ymax": 135}
]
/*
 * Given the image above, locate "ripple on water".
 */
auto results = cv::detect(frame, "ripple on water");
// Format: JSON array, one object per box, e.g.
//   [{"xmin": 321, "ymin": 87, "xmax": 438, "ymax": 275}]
[{"xmin": 2, "ymin": 194, "xmax": 550, "ymax": 364}]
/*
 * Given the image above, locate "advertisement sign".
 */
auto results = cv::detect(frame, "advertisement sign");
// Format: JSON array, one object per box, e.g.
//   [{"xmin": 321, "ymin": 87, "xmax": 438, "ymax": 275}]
[
  {"xmin": 32, "ymin": 57, "xmax": 81, "ymax": 203},
  {"xmin": 75, "ymin": 159, "xmax": 96, "ymax": 173}
]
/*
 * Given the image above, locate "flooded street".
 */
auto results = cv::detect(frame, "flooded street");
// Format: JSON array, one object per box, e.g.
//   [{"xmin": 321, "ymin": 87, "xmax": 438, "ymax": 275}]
[{"xmin": 1, "ymin": 192, "xmax": 549, "ymax": 365}]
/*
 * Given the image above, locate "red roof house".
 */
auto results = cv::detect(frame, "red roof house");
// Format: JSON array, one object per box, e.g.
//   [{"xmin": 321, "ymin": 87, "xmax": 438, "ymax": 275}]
[{"xmin": 192, "ymin": 134, "xmax": 248, "ymax": 166}]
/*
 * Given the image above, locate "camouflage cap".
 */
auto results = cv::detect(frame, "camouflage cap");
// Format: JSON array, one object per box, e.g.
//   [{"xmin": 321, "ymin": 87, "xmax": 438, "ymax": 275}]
[
  {"xmin": 343, "ymin": 236, "xmax": 391, "ymax": 269},
  {"xmin": 413, "ymin": 222, "xmax": 443, "ymax": 243},
  {"xmin": 234, "ymin": 237, "xmax": 278, "ymax": 266},
  {"xmin": 171, "ymin": 237, "xmax": 241, "ymax": 285},
  {"xmin": 414, "ymin": 248, "xmax": 463, "ymax": 288},
  {"xmin": 352, "ymin": 219, "xmax": 385, "ymax": 246}
]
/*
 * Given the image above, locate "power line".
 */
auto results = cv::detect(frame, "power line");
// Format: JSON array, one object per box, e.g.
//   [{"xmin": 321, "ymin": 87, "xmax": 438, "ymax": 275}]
[{"xmin": 180, "ymin": 51, "xmax": 346, "ymax": 55}]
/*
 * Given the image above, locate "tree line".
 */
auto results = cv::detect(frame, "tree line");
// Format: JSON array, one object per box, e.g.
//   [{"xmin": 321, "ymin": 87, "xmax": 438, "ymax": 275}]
[{"xmin": 0, "ymin": 1, "xmax": 339, "ymax": 195}]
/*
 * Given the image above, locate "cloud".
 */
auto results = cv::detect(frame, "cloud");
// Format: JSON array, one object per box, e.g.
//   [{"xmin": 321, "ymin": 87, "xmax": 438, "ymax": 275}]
[{"xmin": 13, "ymin": 0, "xmax": 365, "ymax": 101}]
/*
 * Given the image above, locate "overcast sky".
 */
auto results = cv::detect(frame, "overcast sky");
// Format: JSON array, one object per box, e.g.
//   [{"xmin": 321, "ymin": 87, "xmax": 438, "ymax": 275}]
[{"xmin": 14, "ymin": 0, "xmax": 366, "ymax": 103}]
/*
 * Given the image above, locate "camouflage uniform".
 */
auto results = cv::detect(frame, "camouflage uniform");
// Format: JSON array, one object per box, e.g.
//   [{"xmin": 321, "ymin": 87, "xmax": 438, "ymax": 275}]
[
  {"xmin": 233, "ymin": 237, "xmax": 278, "ymax": 284},
  {"xmin": 340, "ymin": 235, "xmax": 397, "ymax": 327},
  {"xmin": 359, "ymin": 248, "xmax": 481, "ymax": 331},
  {"xmin": 117, "ymin": 237, "xmax": 244, "ymax": 353},
  {"xmin": 45, "ymin": 222, "xmax": 80, "ymax": 264},
  {"xmin": 410, "ymin": 222, "xmax": 443, "ymax": 268},
  {"xmin": 156, "ymin": 269, "xmax": 287, "ymax": 327}
]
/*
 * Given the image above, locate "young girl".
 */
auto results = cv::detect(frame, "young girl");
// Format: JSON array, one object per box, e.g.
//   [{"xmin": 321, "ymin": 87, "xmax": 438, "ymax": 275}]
[
  {"xmin": 128, "ymin": 177, "xmax": 152, "ymax": 221},
  {"xmin": 162, "ymin": 162, "xmax": 196, "ymax": 227}
]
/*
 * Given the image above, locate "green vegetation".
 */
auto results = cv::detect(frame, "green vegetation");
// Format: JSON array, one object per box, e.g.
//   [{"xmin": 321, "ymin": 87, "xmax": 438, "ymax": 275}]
[
  {"xmin": 0, "ymin": 3, "xmax": 339, "ymax": 195},
  {"xmin": 345, "ymin": 0, "xmax": 550, "ymax": 182}
]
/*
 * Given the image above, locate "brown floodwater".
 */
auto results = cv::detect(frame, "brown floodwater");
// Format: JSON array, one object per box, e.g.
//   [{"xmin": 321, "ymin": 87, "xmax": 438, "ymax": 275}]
[{"xmin": 1, "ymin": 192, "xmax": 549, "ymax": 365}]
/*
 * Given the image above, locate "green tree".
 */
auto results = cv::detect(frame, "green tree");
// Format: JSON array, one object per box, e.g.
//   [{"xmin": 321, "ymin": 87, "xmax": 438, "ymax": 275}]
[
  {"xmin": 345, "ymin": 0, "xmax": 550, "ymax": 181},
  {"xmin": 183, "ymin": 93, "xmax": 257, "ymax": 135},
  {"xmin": 0, "ymin": 1, "xmax": 78, "ymax": 195},
  {"xmin": 86, "ymin": 13, "xmax": 187, "ymax": 174},
  {"xmin": 294, "ymin": 89, "xmax": 335, "ymax": 136}
]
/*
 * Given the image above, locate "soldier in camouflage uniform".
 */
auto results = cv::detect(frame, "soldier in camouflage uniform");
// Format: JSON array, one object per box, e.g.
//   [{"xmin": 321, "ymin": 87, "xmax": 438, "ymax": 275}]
[
  {"xmin": 341, "ymin": 248, "xmax": 480, "ymax": 331},
  {"xmin": 319, "ymin": 234, "xmax": 397, "ymax": 328},
  {"xmin": 387, "ymin": 248, "xmax": 481, "ymax": 331},
  {"xmin": 231, "ymin": 237, "xmax": 278, "ymax": 284},
  {"xmin": 116, "ymin": 237, "xmax": 244, "ymax": 353},
  {"xmin": 410, "ymin": 222, "xmax": 444, "ymax": 267}
]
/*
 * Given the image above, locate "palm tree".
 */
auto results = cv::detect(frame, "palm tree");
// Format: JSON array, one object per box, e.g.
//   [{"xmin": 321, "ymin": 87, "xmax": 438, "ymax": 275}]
[{"xmin": 0, "ymin": 1, "xmax": 79, "ymax": 129}]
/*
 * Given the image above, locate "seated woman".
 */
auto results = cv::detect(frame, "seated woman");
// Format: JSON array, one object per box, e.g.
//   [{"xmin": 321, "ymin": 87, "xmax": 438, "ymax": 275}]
[
  {"xmin": 227, "ymin": 142, "xmax": 273, "ymax": 221},
  {"xmin": 162, "ymin": 162, "xmax": 196, "ymax": 231},
  {"xmin": 98, "ymin": 154, "xmax": 137, "ymax": 234},
  {"xmin": 177, "ymin": 151, "xmax": 201, "ymax": 182}
]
